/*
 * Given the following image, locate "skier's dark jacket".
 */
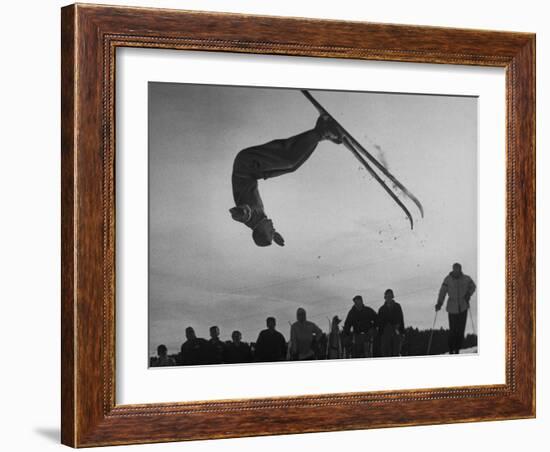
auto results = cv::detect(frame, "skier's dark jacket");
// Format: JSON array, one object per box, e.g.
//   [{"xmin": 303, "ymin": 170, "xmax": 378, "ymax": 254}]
[
  {"xmin": 231, "ymin": 130, "xmax": 322, "ymax": 231},
  {"xmin": 255, "ymin": 328, "xmax": 288, "ymax": 362},
  {"xmin": 343, "ymin": 305, "xmax": 378, "ymax": 335},
  {"xmin": 377, "ymin": 301, "xmax": 405, "ymax": 335},
  {"xmin": 224, "ymin": 341, "xmax": 253, "ymax": 364},
  {"xmin": 179, "ymin": 338, "xmax": 208, "ymax": 365},
  {"xmin": 205, "ymin": 338, "xmax": 226, "ymax": 364}
]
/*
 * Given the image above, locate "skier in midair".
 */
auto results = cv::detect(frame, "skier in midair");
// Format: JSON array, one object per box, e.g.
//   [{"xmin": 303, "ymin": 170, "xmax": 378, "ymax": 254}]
[{"xmin": 229, "ymin": 115, "xmax": 342, "ymax": 247}]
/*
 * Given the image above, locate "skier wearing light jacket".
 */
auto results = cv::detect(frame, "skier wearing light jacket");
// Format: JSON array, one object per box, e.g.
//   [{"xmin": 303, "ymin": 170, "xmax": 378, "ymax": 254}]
[{"xmin": 435, "ymin": 263, "xmax": 476, "ymax": 354}]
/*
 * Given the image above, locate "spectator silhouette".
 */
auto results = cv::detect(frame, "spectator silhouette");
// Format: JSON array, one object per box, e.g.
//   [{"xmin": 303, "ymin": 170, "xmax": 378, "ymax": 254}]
[
  {"xmin": 151, "ymin": 344, "xmax": 176, "ymax": 367},
  {"xmin": 224, "ymin": 331, "xmax": 252, "ymax": 364},
  {"xmin": 343, "ymin": 295, "xmax": 378, "ymax": 358},
  {"xmin": 290, "ymin": 308, "xmax": 323, "ymax": 360},
  {"xmin": 206, "ymin": 325, "xmax": 226, "ymax": 364},
  {"xmin": 179, "ymin": 327, "xmax": 208, "ymax": 365},
  {"xmin": 327, "ymin": 315, "xmax": 343, "ymax": 359},
  {"xmin": 255, "ymin": 317, "xmax": 287, "ymax": 362},
  {"xmin": 378, "ymin": 289, "xmax": 405, "ymax": 357}
]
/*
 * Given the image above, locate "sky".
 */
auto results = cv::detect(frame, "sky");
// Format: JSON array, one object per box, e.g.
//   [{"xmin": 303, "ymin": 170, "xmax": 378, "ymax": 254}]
[{"xmin": 148, "ymin": 82, "xmax": 478, "ymax": 355}]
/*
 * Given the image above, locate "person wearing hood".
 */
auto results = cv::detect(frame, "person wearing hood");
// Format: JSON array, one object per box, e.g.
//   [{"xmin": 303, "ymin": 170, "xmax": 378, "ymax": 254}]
[{"xmin": 435, "ymin": 263, "xmax": 477, "ymax": 354}]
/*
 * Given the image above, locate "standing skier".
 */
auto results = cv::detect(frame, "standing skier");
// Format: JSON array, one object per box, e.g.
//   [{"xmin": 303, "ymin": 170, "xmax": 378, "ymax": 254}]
[
  {"xmin": 435, "ymin": 263, "xmax": 477, "ymax": 354},
  {"xmin": 377, "ymin": 289, "xmax": 405, "ymax": 357},
  {"xmin": 343, "ymin": 295, "xmax": 378, "ymax": 358}
]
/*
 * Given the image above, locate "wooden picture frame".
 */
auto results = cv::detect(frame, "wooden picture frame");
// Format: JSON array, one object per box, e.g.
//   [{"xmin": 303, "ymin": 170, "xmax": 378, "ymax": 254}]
[{"xmin": 61, "ymin": 3, "xmax": 535, "ymax": 447}]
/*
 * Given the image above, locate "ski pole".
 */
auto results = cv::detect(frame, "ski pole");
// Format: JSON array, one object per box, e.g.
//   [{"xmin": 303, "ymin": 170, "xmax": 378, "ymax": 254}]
[
  {"xmin": 426, "ymin": 310, "xmax": 438, "ymax": 355},
  {"xmin": 326, "ymin": 317, "xmax": 331, "ymax": 359},
  {"xmin": 287, "ymin": 321, "xmax": 293, "ymax": 360},
  {"xmin": 468, "ymin": 308, "xmax": 477, "ymax": 336},
  {"xmin": 368, "ymin": 336, "xmax": 374, "ymax": 358}
]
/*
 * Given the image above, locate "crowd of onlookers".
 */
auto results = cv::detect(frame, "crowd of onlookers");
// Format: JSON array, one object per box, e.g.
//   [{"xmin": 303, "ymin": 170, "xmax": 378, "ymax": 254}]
[
  {"xmin": 150, "ymin": 289, "xmax": 407, "ymax": 367},
  {"xmin": 150, "ymin": 263, "xmax": 477, "ymax": 366}
]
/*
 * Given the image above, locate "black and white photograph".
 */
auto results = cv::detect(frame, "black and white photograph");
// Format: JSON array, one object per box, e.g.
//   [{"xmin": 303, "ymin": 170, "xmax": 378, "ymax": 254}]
[{"xmin": 148, "ymin": 83, "xmax": 478, "ymax": 368}]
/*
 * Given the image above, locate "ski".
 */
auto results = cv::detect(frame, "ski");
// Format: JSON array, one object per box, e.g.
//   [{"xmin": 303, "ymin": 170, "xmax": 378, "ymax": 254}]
[{"xmin": 301, "ymin": 89, "xmax": 424, "ymax": 229}]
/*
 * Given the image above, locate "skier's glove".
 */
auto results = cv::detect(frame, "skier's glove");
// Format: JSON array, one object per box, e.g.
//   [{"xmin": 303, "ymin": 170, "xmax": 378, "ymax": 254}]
[{"xmin": 273, "ymin": 231, "xmax": 285, "ymax": 247}]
